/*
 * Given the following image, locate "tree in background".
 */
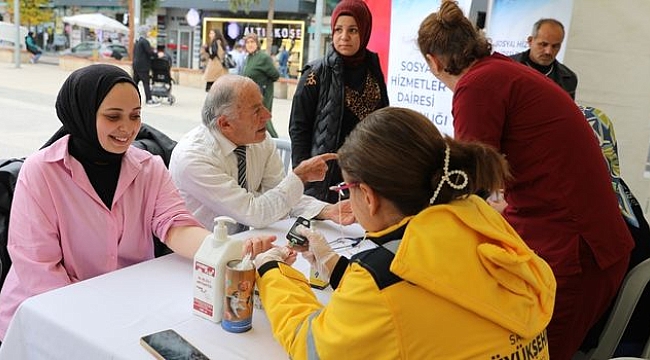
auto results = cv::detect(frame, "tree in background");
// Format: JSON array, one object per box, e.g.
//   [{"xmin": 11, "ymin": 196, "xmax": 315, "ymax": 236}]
[
  {"xmin": 141, "ymin": 0, "xmax": 159, "ymax": 19},
  {"xmin": 6, "ymin": 0, "xmax": 53, "ymax": 27},
  {"xmin": 326, "ymin": 0, "xmax": 339, "ymax": 14},
  {"xmin": 119, "ymin": 0, "xmax": 159, "ymax": 22},
  {"xmin": 229, "ymin": 0, "xmax": 275, "ymax": 56}
]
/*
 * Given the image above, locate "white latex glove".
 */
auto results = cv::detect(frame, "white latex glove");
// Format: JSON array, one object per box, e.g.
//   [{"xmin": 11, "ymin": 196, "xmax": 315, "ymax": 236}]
[
  {"xmin": 253, "ymin": 247, "xmax": 296, "ymax": 269},
  {"xmin": 297, "ymin": 225, "xmax": 337, "ymax": 280}
]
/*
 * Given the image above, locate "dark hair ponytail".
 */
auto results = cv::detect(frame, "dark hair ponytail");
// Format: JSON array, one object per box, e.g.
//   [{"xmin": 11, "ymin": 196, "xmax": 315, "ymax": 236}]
[{"xmin": 429, "ymin": 138, "xmax": 510, "ymax": 205}]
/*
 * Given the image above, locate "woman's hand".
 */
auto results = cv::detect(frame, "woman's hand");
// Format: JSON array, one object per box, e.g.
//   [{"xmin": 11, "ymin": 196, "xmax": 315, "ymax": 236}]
[
  {"xmin": 293, "ymin": 225, "xmax": 338, "ymax": 280},
  {"xmin": 253, "ymin": 246, "xmax": 297, "ymax": 268},
  {"xmin": 487, "ymin": 190, "xmax": 507, "ymax": 214},
  {"xmin": 242, "ymin": 235, "xmax": 277, "ymax": 258}
]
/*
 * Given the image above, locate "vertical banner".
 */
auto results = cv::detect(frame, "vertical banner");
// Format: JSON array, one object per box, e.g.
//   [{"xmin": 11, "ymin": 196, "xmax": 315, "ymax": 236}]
[
  {"xmin": 486, "ymin": 0, "xmax": 574, "ymax": 61},
  {"xmin": 366, "ymin": 0, "xmax": 391, "ymax": 79},
  {"xmin": 385, "ymin": 0, "xmax": 472, "ymax": 136}
]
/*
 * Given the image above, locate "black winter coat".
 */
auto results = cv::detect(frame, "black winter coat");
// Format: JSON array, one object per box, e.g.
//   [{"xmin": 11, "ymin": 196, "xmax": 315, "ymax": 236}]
[
  {"xmin": 510, "ymin": 50, "xmax": 578, "ymax": 99},
  {"xmin": 133, "ymin": 37, "xmax": 155, "ymax": 72},
  {"xmin": 289, "ymin": 46, "xmax": 389, "ymax": 203}
]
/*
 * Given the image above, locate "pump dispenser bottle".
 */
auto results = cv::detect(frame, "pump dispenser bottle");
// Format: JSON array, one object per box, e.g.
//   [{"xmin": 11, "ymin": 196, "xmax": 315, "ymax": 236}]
[{"xmin": 192, "ymin": 216, "xmax": 243, "ymax": 323}]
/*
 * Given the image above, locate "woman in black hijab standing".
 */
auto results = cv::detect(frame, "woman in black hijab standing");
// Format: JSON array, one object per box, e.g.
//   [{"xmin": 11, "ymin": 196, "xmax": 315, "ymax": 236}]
[{"xmin": 0, "ymin": 64, "xmax": 221, "ymax": 340}]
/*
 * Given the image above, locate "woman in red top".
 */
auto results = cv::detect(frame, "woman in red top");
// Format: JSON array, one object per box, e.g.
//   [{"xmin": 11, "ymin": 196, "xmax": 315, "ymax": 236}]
[{"xmin": 417, "ymin": 2, "xmax": 633, "ymax": 359}]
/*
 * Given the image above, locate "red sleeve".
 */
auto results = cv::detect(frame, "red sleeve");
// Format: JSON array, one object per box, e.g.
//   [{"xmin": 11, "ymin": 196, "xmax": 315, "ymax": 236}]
[{"xmin": 452, "ymin": 77, "xmax": 507, "ymax": 151}]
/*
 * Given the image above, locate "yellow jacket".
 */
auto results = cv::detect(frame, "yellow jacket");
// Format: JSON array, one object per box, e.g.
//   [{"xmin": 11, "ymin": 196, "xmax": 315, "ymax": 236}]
[{"xmin": 257, "ymin": 195, "xmax": 556, "ymax": 359}]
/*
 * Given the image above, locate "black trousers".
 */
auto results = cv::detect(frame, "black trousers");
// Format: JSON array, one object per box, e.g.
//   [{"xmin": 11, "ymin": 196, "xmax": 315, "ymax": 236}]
[{"xmin": 133, "ymin": 69, "xmax": 152, "ymax": 101}]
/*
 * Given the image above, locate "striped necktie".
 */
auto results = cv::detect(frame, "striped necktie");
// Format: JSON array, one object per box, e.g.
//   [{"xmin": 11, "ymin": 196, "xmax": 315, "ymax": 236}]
[
  {"xmin": 233, "ymin": 145, "xmax": 249, "ymax": 232},
  {"xmin": 234, "ymin": 145, "xmax": 247, "ymax": 190}
]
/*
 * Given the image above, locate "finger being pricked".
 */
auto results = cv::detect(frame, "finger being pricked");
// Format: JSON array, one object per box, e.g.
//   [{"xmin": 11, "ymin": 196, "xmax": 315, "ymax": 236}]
[
  {"xmin": 288, "ymin": 241, "xmax": 310, "ymax": 253},
  {"xmin": 242, "ymin": 235, "xmax": 277, "ymax": 258},
  {"xmin": 282, "ymin": 246, "xmax": 298, "ymax": 265}
]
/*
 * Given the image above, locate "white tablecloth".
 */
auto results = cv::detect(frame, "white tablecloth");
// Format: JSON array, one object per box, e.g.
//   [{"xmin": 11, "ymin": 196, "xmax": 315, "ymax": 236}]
[{"xmin": 0, "ymin": 219, "xmax": 365, "ymax": 360}]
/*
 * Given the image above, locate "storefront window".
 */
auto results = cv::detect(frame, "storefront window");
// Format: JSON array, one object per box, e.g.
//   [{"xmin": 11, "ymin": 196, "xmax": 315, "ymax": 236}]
[{"xmin": 203, "ymin": 17, "xmax": 305, "ymax": 77}]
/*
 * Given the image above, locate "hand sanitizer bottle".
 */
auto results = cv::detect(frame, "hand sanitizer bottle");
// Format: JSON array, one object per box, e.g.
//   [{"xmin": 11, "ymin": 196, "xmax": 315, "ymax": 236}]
[{"xmin": 192, "ymin": 216, "xmax": 243, "ymax": 323}]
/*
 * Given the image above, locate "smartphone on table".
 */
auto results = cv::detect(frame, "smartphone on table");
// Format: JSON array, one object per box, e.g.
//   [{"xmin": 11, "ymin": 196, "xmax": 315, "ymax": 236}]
[{"xmin": 140, "ymin": 329, "xmax": 210, "ymax": 360}]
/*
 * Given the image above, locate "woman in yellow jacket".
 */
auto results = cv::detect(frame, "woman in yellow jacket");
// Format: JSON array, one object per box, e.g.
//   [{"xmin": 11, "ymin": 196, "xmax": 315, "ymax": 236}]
[{"xmin": 253, "ymin": 107, "xmax": 557, "ymax": 359}]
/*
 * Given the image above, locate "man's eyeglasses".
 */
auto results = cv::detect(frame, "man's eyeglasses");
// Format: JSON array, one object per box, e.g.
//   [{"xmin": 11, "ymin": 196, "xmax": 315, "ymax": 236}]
[{"xmin": 329, "ymin": 181, "xmax": 359, "ymax": 199}]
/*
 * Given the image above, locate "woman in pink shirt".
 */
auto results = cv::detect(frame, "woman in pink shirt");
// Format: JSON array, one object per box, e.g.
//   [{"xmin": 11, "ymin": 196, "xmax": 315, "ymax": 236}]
[{"xmin": 0, "ymin": 64, "xmax": 217, "ymax": 340}]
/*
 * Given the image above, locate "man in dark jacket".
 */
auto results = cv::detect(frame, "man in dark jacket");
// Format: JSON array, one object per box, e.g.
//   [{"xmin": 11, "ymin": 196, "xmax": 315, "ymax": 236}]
[
  {"xmin": 132, "ymin": 26, "xmax": 159, "ymax": 106},
  {"xmin": 510, "ymin": 18, "xmax": 578, "ymax": 99}
]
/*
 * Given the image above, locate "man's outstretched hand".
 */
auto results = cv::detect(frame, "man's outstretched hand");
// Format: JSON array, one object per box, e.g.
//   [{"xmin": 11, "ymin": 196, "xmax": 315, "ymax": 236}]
[{"xmin": 293, "ymin": 153, "xmax": 337, "ymax": 183}]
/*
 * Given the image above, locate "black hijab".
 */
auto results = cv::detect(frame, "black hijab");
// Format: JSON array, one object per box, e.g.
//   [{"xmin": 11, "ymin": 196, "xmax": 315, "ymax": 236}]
[{"xmin": 55, "ymin": 64, "xmax": 140, "ymax": 208}]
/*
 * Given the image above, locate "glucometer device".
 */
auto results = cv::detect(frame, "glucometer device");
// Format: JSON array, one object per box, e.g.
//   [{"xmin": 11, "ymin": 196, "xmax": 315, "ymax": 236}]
[{"xmin": 286, "ymin": 216, "xmax": 310, "ymax": 246}]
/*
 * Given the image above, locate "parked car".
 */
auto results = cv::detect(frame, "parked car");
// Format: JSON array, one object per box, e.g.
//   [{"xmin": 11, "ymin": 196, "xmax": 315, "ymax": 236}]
[{"xmin": 60, "ymin": 41, "xmax": 128, "ymax": 60}]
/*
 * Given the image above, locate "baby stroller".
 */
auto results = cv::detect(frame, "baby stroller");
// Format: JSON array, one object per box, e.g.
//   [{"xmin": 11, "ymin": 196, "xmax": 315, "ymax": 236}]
[{"xmin": 150, "ymin": 57, "xmax": 175, "ymax": 105}]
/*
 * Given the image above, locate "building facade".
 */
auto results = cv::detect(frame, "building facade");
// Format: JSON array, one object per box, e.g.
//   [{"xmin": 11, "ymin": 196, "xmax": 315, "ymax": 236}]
[{"xmin": 49, "ymin": 0, "xmax": 316, "ymax": 69}]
